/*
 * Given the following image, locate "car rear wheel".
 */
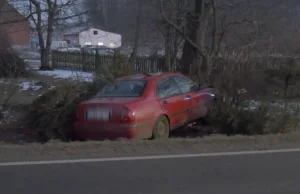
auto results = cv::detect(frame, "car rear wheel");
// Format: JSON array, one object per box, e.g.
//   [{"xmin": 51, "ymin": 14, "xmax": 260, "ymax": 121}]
[{"xmin": 152, "ymin": 116, "xmax": 170, "ymax": 139}]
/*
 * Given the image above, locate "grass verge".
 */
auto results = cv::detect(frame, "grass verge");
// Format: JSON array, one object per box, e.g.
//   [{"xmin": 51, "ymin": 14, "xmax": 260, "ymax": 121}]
[{"xmin": 1, "ymin": 132, "xmax": 300, "ymax": 162}]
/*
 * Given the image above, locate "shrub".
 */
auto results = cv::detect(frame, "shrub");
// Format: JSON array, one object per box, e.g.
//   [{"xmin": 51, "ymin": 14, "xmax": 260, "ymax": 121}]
[
  {"xmin": 210, "ymin": 100, "xmax": 300, "ymax": 135},
  {"xmin": 0, "ymin": 27, "xmax": 27, "ymax": 78},
  {"xmin": 22, "ymin": 83, "xmax": 100, "ymax": 142},
  {"xmin": 0, "ymin": 49, "xmax": 27, "ymax": 78},
  {"xmin": 94, "ymin": 51, "xmax": 133, "ymax": 83}
]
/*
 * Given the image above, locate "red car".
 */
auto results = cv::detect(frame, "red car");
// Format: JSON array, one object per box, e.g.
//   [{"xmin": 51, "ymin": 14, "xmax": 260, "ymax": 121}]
[{"xmin": 74, "ymin": 72, "xmax": 216, "ymax": 140}]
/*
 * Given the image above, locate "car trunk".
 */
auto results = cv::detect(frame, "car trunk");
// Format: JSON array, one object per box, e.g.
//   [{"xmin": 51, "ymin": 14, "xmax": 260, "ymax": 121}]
[{"xmin": 77, "ymin": 97, "xmax": 142, "ymax": 123}]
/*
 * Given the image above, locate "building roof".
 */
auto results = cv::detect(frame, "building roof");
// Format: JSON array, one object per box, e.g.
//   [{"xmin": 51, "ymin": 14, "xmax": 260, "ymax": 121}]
[
  {"xmin": 7, "ymin": 0, "xmax": 27, "ymax": 17},
  {"xmin": 64, "ymin": 26, "xmax": 122, "ymax": 37},
  {"xmin": 63, "ymin": 26, "xmax": 90, "ymax": 36},
  {"xmin": 0, "ymin": 1, "xmax": 29, "ymax": 25}
]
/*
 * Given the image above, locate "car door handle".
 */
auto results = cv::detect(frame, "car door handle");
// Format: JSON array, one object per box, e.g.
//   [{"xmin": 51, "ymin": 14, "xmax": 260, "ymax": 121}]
[
  {"xmin": 162, "ymin": 100, "xmax": 168, "ymax": 104},
  {"xmin": 184, "ymin": 95, "xmax": 191, "ymax": 100}
]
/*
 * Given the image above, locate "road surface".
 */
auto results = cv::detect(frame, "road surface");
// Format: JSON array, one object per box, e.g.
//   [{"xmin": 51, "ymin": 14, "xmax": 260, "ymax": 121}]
[{"xmin": 1, "ymin": 151, "xmax": 300, "ymax": 194}]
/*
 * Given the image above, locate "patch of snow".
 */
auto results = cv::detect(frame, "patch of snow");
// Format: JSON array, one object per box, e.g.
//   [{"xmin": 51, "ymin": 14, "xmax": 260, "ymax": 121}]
[
  {"xmin": 19, "ymin": 81, "xmax": 43, "ymax": 91},
  {"xmin": 37, "ymin": 70, "xmax": 93, "ymax": 82},
  {"xmin": 49, "ymin": 85, "xmax": 56, "ymax": 90},
  {"xmin": 238, "ymin": 88, "xmax": 247, "ymax": 94},
  {"xmin": 0, "ymin": 80, "xmax": 11, "ymax": 84}
]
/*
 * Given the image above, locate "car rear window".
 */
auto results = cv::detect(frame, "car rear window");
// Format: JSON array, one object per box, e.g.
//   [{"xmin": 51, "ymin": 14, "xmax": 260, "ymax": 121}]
[{"xmin": 97, "ymin": 80, "xmax": 147, "ymax": 97}]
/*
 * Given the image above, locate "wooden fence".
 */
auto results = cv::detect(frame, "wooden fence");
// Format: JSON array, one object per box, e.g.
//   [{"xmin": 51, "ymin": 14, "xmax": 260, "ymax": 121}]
[{"xmin": 51, "ymin": 51, "xmax": 173, "ymax": 73}]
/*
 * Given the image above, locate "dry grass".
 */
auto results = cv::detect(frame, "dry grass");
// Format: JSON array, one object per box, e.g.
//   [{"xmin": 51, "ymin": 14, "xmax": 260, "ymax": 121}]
[{"xmin": 1, "ymin": 132, "xmax": 300, "ymax": 162}]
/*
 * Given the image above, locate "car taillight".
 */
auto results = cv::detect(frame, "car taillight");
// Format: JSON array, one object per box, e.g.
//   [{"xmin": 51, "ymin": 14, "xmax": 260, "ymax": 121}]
[{"xmin": 120, "ymin": 107, "xmax": 135, "ymax": 123}]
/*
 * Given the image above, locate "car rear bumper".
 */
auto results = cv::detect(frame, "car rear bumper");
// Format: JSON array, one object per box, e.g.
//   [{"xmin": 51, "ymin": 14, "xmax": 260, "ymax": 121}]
[{"xmin": 74, "ymin": 122, "xmax": 153, "ymax": 140}]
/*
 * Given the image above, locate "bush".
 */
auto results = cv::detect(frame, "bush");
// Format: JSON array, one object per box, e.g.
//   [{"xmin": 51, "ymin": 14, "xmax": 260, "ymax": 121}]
[
  {"xmin": 212, "ymin": 101, "xmax": 268, "ymax": 135},
  {"xmin": 0, "ymin": 27, "xmax": 27, "ymax": 78},
  {"xmin": 22, "ymin": 82, "xmax": 101, "ymax": 142},
  {"xmin": 211, "ymin": 100, "xmax": 300, "ymax": 135},
  {"xmin": 0, "ymin": 49, "xmax": 27, "ymax": 78},
  {"xmin": 94, "ymin": 51, "xmax": 133, "ymax": 83}
]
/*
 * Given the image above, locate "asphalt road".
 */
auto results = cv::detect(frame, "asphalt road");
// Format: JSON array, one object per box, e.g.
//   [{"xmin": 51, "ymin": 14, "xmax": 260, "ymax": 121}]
[{"xmin": 1, "ymin": 151, "xmax": 300, "ymax": 194}]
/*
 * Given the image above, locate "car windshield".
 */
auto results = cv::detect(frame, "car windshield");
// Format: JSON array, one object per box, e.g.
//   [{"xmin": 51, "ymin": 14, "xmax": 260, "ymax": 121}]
[{"xmin": 97, "ymin": 80, "xmax": 147, "ymax": 97}]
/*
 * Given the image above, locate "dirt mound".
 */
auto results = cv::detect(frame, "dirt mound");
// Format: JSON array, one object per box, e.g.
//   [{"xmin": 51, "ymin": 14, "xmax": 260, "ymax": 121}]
[{"xmin": 22, "ymin": 82, "xmax": 102, "ymax": 142}]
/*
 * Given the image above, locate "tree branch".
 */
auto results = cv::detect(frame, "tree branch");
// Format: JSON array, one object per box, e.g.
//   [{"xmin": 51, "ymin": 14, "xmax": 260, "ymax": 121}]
[
  {"xmin": 55, "ymin": 11, "xmax": 88, "ymax": 21},
  {"xmin": 209, "ymin": 0, "xmax": 217, "ymax": 56},
  {"xmin": 159, "ymin": 0, "xmax": 206, "ymax": 58}
]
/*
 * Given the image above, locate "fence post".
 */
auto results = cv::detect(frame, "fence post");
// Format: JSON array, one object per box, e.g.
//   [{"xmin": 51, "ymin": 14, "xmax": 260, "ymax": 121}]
[
  {"xmin": 82, "ymin": 51, "xmax": 86, "ymax": 72},
  {"xmin": 51, "ymin": 50, "xmax": 55, "ymax": 69},
  {"xmin": 95, "ymin": 48, "xmax": 99, "ymax": 72}
]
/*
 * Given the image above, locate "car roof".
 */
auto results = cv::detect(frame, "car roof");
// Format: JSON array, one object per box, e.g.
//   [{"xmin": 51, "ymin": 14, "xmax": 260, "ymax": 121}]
[{"xmin": 116, "ymin": 72, "xmax": 182, "ymax": 81}]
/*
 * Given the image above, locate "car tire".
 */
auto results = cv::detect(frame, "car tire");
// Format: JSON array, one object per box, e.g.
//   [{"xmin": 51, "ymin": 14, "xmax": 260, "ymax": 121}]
[{"xmin": 152, "ymin": 116, "xmax": 170, "ymax": 139}]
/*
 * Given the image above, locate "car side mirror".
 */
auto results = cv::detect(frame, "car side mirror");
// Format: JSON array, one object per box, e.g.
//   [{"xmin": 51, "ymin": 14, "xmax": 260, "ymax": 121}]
[{"xmin": 197, "ymin": 83, "xmax": 202, "ymax": 90}]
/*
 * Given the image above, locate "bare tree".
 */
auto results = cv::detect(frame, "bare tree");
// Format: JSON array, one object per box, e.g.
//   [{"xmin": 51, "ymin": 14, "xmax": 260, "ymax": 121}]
[
  {"xmin": 156, "ymin": 0, "xmax": 186, "ymax": 71},
  {"xmin": 28, "ymin": 0, "xmax": 86, "ymax": 70},
  {"xmin": 158, "ymin": 0, "xmax": 300, "ymax": 82},
  {"xmin": 159, "ymin": 0, "xmax": 219, "ymax": 83}
]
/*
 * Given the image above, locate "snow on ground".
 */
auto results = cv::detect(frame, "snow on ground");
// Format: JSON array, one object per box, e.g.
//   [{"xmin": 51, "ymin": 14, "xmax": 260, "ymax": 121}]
[
  {"xmin": 0, "ymin": 80, "xmax": 9, "ymax": 84},
  {"xmin": 37, "ymin": 70, "xmax": 93, "ymax": 82},
  {"xmin": 24, "ymin": 59, "xmax": 93, "ymax": 82},
  {"xmin": 19, "ymin": 81, "xmax": 43, "ymax": 91},
  {"xmin": 0, "ymin": 80, "xmax": 43, "ymax": 91}
]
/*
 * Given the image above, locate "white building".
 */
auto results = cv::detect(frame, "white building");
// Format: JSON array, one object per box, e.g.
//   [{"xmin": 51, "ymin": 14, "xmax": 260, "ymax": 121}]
[{"xmin": 63, "ymin": 27, "xmax": 122, "ymax": 48}]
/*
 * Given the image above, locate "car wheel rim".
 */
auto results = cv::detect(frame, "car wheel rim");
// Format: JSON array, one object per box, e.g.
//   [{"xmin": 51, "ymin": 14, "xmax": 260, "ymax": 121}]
[{"xmin": 157, "ymin": 121, "xmax": 166, "ymax": 136}]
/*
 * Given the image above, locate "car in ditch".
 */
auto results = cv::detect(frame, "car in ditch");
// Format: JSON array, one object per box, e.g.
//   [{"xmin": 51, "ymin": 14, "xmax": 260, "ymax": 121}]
[{"xmin": 74, "ymin": 72, "xmax": 216, "ymax": 140}]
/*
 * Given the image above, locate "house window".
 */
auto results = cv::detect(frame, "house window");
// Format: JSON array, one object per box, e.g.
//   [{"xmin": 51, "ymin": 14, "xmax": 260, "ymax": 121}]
[
  {"xmin": 85, "ymin": 42, "xmax": 92, "ymax": 45},
  {"xmin": 93, "ymin": 30, "xmax": 98, "ymax": 35},
  {"xmin": 98, "ymin": 42, "xmax": 103, "ymax": 46}
]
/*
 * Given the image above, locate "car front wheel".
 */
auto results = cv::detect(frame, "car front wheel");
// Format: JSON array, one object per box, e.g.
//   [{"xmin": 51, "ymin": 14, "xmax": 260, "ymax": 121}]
[{"xmin": 152, "ymin": 116, "xmax": 170, "ymax": 139}]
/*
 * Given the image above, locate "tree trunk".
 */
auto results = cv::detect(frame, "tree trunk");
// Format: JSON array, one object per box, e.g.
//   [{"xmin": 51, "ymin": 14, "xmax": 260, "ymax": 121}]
[
  {"xmin": 196, "ymin": 3, "xmax": 213, "ymax": 84},
  {"xmin": 40, "ymin": 2, "xmax": 56, "ymax": 70},
  {"xmin": 40, "ymin": 48, "xmax": 51, "ymax": 70},
  {"xmin": 129, "ymin": 1, "xmax": 142, "ymax": 69},
  {"xmin": 180, "ymin": 0, "xmax": 205, "ymax": 74},
  {"xmin": 180, "ymin": 11, "xmax": 198, "ymax": 74},
  {"xmin": 180, "ymin": 0, "xmax": 215, "ymax": 84},
  {"xmin": 170, "ymin": 13, "xmax": 181, "ymax": 71},
  {"xmin": 40, "ymin": 30, "xmax": 52, "ymax": 70},
  {"xmin": 164, "ymin": 23, "xmax": 171, "ymax": 71}
]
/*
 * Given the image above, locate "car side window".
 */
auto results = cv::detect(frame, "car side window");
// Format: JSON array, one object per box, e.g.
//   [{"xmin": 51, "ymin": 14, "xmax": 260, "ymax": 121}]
[
  {"xmin": 172, "ymin": 76, "xmax": 196, "ymax": 93},
  {"xmin": 157, "ymin": 77, "xmax": 182, "ymax": 98}
]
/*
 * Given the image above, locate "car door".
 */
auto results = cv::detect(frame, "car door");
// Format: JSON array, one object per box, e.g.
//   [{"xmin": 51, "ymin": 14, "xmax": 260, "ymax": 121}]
[
  {"xmin": 172, "ymin": 75, "xmax": 206, "ymax": 121},
  {"xmin": 156, "ymin": 77, "xmax": 189, "ymax": 129}
]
